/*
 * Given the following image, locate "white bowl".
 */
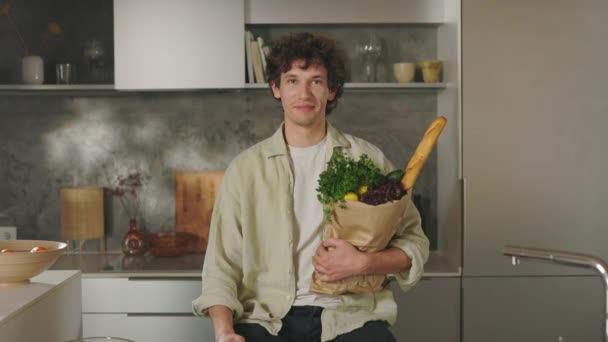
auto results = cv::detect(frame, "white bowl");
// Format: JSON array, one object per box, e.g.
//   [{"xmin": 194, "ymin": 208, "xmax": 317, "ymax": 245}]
[{"xmin": 0, "ymin": 240, "xmax": 66, "ymax": 284}]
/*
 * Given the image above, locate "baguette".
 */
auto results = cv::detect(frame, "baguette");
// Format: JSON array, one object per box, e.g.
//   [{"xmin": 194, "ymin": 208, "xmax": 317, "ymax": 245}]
[{"xmin": 401, "ymin": 116, "xmax": 447, "ymax": 190}]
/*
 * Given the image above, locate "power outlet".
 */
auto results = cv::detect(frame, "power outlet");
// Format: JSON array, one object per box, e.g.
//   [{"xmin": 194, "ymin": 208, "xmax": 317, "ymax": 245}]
[{"xmin": 0, "ymin": 227, "xmax": 17, "ymax": 240}]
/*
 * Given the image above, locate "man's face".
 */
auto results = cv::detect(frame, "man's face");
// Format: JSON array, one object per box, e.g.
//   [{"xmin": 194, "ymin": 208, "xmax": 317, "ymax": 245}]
[{"xmin": 271, "ymin": 60, "xmax": 336, "ymax": 129}]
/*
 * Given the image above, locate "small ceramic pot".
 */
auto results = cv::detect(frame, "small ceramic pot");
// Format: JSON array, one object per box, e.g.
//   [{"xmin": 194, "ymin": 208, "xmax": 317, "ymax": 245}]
[
  {"xmin": 22, "ymin": 55, "xmax": 44, "ymax": 84},
  {"xmin": 393, "ymin": 62, "xmax": 415, "ymax": 83},
  {"xmin": 419, "ymin": 60, "xmax": 442, "ymax": 83}
]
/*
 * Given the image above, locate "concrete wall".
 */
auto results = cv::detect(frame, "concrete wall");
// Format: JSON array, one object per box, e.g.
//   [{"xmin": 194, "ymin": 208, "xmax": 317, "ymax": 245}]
[{"xmin": 0, "ymin": 90, "xmax": 439, "ymax": 251}]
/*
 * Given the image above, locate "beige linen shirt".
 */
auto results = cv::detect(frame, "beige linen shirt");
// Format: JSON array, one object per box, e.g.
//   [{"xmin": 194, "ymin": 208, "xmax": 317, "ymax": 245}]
[{"xmin": 193, "ymin": 121, "xmax": 430, "ymax": 342}]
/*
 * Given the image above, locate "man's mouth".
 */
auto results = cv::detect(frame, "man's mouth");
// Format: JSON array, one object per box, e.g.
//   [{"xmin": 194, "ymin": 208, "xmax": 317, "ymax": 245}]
[{"xmin": 295, "ymin": 105, "xmax": 315, "ymax": 112}]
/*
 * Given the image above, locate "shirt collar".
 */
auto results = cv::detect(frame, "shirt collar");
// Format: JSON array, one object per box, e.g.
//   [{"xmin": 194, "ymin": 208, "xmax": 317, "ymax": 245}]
[{"xmin": 264, "ymin": 121, "xmax": 351, "ymax": 159}]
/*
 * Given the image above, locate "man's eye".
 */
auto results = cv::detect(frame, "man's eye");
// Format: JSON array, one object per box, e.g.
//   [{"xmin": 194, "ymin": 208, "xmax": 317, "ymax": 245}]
[
  {"xmin": 286, "ymin": 79, "xmax": 296, "ymax": 84},
  {"xmin": 313, "ymin": 79, "xmax": 324, "ymax": 85}
]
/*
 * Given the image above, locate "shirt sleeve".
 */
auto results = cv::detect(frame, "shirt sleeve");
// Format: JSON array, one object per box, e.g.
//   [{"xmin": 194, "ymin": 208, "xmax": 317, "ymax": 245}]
[
  {"xmin": 376, "ymin": 151, "xmax": 430, "ymax": 292},
  {"xmin": 192, "ymin": 165, "xmax": 245, "ymax": 318},
  {"xmin": 387, "ymin": 201, "xmax": 430, "ymax": 291}
]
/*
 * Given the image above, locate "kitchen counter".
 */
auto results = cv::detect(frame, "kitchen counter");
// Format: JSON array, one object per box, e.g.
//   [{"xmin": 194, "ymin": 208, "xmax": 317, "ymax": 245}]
[
  {"xmin": 50, "ymin": 250, "xmax": 460, "ymax": 277},
  {"xmin": 51, "ymin": 252, "xmax": 206, "ymax": 277},
  {"xmin": 0, "ymin": 270, "xmax": 82, "ymax": 341}
]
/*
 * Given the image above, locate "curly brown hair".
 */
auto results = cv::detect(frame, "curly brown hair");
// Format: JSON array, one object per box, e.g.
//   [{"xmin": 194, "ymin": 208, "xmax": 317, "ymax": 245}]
[{"xmin": 265, "ymin": 32, "xmax": 347, "ymax": 115}]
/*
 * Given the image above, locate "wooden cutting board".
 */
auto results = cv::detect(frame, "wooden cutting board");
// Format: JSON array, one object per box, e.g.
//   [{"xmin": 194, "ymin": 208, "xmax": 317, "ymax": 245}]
[{"xmin": 175, "ymin": 170, "xmax": 224, "ymax": 252}]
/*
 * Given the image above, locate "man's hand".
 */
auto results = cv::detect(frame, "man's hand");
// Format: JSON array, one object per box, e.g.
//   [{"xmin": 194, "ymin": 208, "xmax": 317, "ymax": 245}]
[
  {"xmin": 218, "ymin": 333, "xmax": 245, "ymax": 342},
  {"xmin": 312, "ymin": 238, "xmax": 367, "ymax": 282}
]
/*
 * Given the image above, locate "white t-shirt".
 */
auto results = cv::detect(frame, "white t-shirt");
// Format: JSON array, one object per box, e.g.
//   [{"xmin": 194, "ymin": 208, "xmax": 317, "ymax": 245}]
[{"xmin": 288, "ymin": 137, "xmax": 340, "ymax": 307}]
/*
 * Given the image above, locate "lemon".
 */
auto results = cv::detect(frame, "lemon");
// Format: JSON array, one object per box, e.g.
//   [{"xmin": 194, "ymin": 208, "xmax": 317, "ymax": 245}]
[
  {"xmin": 344, "ymin": 192, "xmax": 359, "ymax": 201},
  {"xmin": 358, "ymin": 185, "xmax": 368, "ymax": 195}
]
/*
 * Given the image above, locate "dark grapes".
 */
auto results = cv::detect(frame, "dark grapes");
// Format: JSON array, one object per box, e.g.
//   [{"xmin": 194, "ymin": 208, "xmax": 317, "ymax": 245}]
[{"xmin": 360, "ymin": 181, "xmax": 406, "ymax": 205}]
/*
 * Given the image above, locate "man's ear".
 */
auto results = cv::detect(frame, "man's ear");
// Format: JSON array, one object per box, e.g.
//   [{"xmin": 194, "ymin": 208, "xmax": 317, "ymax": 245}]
[
  {"xmin": 328, "ymin": 88, "xmax": 337, "ymax": 101},
  {"xmin": 271, "ymin": 81, "xmax": 281, "ymax": 99}
]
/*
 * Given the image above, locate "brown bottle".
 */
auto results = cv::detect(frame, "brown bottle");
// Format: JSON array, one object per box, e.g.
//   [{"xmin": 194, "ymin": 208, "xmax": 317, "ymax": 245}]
[{"xmin": 121, "ymin": 218, "xmax": 147, "ymax": 256}]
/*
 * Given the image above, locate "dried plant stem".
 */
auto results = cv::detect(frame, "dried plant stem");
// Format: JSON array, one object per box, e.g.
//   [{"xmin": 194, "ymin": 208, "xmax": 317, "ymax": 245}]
[
  {"xmin": 115, "ymin": 194, "xmax": 131, "ymax": 218},
  {"xmin": 7, "ymin": 12, "xmax": 29, "ymax": 55},
  {"xmin": 130, "ymin": 192, "xmax": 143, "ymax": 220}
]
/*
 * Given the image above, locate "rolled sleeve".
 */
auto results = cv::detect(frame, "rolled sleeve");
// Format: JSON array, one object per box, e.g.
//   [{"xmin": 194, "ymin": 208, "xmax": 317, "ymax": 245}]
[
  {"xmin": 192, "ymin": 166, "xmax": 244, "ymax": 318},
  {"xmin": 388, "ymin": 200, "xmax": 430, "ymax": 291},
  {"xmin": 192, "ymin": 274, "xmax": 244, "ymax": 318}
]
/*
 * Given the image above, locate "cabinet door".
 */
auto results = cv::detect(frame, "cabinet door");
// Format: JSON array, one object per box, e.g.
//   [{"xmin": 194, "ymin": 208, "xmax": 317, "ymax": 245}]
[
  {"xmin": 114, "ymin": 0, "xmax": 244, "ymax": 89},
  {"xmin": 82, "ymin": 277, "xmax": 202, "ymax": 313},
  {"xmin": 390, "ymin": 277, "xmax": 460, "ymax": 342},
  {"xmin": 462, "ymin": 0, "xmax": 608, "ymax": 276},
  {"xmin": 245, "ymin": 0, "xmax": 444, "ymax": 24},
  {"xmin": 83, "ymin": 314, "xmax": 214, "ymax": 342},
  {"xmin": 463, "ymin": 276, "xmax": 603, "ymax": 342}
]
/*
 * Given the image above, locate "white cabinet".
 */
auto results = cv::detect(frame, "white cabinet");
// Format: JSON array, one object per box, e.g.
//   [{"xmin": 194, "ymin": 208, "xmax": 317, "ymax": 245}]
[
  {"xmin": 245, "ymin": 0, "xmax": 445, "ymax": 24},
  {"xmin": 82, "ymin": 277, "xmax": 202, "ymax": 313},
  {"xmin": 83, "ymin": 314, "xmax": 213, "ymax": 342},
  {"xmin": 81, "ymin": 276, "xmax": 214, "ymax": 342},
  {"xmin": 114, "ymin": 0, "xmax": 245, "ymax": 90}
]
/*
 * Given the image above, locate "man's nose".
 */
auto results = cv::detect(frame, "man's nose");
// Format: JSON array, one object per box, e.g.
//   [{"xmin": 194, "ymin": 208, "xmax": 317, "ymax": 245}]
[{"xmin": 297, "ymin": 82, "xmax": 313, "ymax": 99}]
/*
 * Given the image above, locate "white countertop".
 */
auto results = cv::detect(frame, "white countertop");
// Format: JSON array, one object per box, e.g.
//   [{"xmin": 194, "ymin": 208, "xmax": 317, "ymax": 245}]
[
  {"xmin": 50, "ymin": 251, "xmax": 461, "ymax": 278},
  {"xmin": 0, "ymin": 270, "xmax": 80, "ymax": 325}
]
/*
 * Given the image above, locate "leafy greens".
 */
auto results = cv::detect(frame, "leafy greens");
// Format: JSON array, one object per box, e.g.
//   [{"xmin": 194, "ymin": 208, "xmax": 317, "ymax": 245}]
[{"xmin": 316, "ymin": 151, "xmax": 384, "ymax": 221}]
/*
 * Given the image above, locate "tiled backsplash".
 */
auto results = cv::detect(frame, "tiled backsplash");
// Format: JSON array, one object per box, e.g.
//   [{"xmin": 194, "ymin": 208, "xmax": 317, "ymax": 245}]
[{"xmin": 0, "ymin": 89, "xmax": 438, "ymax": 250}]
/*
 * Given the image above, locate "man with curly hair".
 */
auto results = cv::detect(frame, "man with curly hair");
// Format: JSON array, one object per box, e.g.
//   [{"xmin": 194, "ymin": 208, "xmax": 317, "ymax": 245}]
[{"xmin": 193, "ymin": 32, "xmax": 429, "ymax": 342}]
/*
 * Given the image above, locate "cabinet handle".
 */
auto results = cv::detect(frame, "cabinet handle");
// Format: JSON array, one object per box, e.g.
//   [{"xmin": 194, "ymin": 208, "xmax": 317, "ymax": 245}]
[
  {"xmin": 461, "ymin": 177, "xmax": 466, "ymax": 235},
  {"xmin": 127, "ymin": 276, "xmax": 201, "ymax": 281},
  {"xmin": 126, "ymin": 313, "xmax": 196, "ymax": 317}
]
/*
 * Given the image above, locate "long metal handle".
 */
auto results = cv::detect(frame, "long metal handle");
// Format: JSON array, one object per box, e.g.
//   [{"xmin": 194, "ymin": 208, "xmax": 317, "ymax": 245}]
[{"xmin": 503, "ymin": 245, "xmax": 608, "ymax": 342}]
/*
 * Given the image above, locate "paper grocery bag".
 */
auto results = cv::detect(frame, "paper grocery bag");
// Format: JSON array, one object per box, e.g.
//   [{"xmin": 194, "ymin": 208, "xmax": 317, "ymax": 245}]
[{"xmin": 309, "ymin": 190, "xmax": 411, "ymax": 295}]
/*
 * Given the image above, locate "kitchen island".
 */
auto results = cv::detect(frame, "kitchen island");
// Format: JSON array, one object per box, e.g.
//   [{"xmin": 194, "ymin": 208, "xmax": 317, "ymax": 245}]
[{"xmin": 0, "ymin": 270, "xmax": 81, "ymax": 342}]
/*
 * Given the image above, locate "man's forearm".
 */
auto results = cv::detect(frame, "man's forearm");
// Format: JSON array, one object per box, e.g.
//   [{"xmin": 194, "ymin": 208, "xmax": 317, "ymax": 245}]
[
  {"xmin": 360, "ymin": 247, "xmax": 412, "ymax": 275},
  {"xmin": 209, "ymin": 305, "xmax": 235, "ymax": 341}
]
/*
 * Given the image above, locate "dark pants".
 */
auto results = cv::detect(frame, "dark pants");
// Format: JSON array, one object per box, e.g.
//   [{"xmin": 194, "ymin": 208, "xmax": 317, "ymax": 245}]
[{"xmin": 234, "ymin": 306, "xmax": 396, "ymax": 342}]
